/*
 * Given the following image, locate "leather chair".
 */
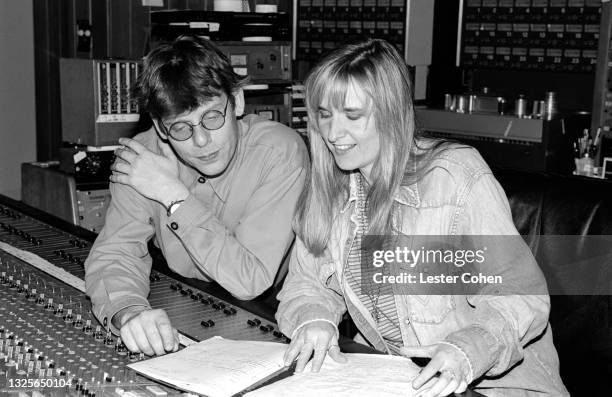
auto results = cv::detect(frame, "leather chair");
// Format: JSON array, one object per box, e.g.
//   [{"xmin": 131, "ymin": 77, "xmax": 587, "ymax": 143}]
[{"xmin": 494, "ymin": 168, "xmax": 612, "ymax": 395}]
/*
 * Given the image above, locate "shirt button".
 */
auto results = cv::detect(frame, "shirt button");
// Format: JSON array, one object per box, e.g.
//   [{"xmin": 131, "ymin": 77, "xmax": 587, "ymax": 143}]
[
  {"xmin": 170, "ymin": 222, "xmax": 179, "ymax": 230},
  {"xmin": 198, "ymin": 176, "xmax": 206, "ymax": 183},
  {"xmin": 404, "ymin": 319, "xmax": 410, "ymax": 324}
]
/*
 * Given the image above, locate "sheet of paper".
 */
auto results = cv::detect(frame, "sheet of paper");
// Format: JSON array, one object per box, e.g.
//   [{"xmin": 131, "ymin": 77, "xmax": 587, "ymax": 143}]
[
  {"xmin": 128, "ymin": 336, "xmax": 287, "ymax": 397},
  {"xmin": 245, "ymin": 353, "xmax": 421, "ymax": 397}
]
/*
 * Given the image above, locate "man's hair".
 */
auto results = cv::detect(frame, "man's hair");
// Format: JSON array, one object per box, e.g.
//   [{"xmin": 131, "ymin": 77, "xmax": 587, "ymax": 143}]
[
  {"xmin": 295, "ymin": 38, "xmax": 450, "ymax": 255},
  {"xmin": 135, "ymin": 35, "xmax": 249, "ymax": 119}
]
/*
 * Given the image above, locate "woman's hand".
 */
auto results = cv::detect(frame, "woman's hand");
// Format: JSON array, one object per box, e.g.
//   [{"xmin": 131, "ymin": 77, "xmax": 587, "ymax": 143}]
[
  {"xmin": 284, "ymin": 321, "xmax": 347, "ymax": 373},
  {"xmin": 400, "ymin": 343, "xmax": 471, "ymax": 397}
]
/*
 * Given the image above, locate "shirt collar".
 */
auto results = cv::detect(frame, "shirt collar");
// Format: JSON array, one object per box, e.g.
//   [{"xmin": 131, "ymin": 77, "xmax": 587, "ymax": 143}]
[
  {"xmin": 192, "ymin": 168, "xmax": 231, "ymax": 202},
  {"xmin": 164, "ymin": 118, "xmax": 247, "ymax": 203},
  {"xmin": 172, "ymin": 151, "xmax": 231, "ymax": 203},
  {"xmin": 340, "ymin": 174, "xmax": 359, "ymax": 214},
  {"xmin": 196, "ymin": 119, "xmax": 246, "ymax": 203}
]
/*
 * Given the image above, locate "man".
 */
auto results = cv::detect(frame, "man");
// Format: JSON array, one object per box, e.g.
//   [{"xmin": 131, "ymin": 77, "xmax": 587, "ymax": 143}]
[{"xmin": 84, "ymin": 35, "xmax": 308, "ymax": 356}]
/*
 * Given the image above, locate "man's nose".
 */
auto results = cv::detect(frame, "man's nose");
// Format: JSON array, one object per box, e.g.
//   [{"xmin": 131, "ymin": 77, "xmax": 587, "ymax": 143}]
[{"xmin": 192, "ymin": 125, "xmax": 211, "ymax": 147}]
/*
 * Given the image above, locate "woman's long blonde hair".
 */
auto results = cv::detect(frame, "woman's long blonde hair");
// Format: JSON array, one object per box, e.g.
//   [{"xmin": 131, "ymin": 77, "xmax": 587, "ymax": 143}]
[{"xmin": 295, "ymin": 39, "xmax": 419, "ymax": 256}]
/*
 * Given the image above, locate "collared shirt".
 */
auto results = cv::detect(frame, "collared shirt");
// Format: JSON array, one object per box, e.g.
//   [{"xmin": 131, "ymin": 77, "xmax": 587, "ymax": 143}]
[
  {"xmin": 85, "ymin": 115, "xmax": 308, "ymax": 332},
  {"xmin": 277, "ymin": 144, "xmax": 568, "ymax": 396}
]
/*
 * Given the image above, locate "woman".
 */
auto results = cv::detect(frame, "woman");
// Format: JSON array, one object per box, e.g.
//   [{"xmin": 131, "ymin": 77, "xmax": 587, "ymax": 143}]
[{"xmin": 276, "ymin": 39, "xmax": 568, "ymax": 396}]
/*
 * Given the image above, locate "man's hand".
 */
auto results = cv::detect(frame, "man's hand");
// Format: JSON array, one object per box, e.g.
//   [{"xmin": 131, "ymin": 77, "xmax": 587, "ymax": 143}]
[
  {"xmin": 110, "ymin": 137, "xmax": 189, "ymax": 207},
  {"xmin": 116, "ymin": 307, "xmax": 180, "ymax": 356},
  {"xmin": 284, "ymin": 321, "xmax": 347, "ymax": 373},
  {"xmin": 399, "ymin": 343, "xmax": 471, "ymax": 397}
]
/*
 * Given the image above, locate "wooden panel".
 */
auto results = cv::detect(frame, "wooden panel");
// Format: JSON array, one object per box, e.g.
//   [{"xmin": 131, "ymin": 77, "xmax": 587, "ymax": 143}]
[
  {"xmin": 33, "ymin": 0, "xmax": 63, "ymax": 161},
  {"xmin": 108, "ymin": 0, "xmax": 131, "ymax": 58},
  {"xmin": 103, "ymin": 0, "xmax": 151, "ymax": 59},
  {"xmin": 59, "ymin": 0, "xmax": 75, "ymax": 56},
  {"xmin": 91, "ymin": 0, "xmax": 109, "ymax": 58},
  {"xmin": 129, "ymin": 0, "xmax": 152, "ymax": 57}
]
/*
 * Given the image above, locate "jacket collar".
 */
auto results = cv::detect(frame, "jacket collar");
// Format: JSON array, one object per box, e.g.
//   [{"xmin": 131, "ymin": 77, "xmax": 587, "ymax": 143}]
[{"xmin": 340, "ymin": 168, "xmax": 420, "ymax": 214}]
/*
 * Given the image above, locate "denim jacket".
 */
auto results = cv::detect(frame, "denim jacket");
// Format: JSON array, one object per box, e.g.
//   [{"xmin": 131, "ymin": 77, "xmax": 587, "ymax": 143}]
[{"xmin": 277, "ymin": 146, "xmax": 568, "ymax": 396}]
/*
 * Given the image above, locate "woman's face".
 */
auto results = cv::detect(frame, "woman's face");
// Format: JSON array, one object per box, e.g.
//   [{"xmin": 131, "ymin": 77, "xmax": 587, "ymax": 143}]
[{"xmin": 317, "ymin": 82, "xmax": 380, "ymax": 182}]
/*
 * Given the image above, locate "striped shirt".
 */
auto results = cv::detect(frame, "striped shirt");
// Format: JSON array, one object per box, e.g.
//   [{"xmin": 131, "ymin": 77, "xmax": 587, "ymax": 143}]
[{"xmin": 345, "ymin": 175, "xmax": 403, "ymax": 352}]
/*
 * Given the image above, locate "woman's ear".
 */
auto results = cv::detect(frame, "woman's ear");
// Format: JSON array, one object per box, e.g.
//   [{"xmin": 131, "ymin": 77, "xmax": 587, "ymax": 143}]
[{"xmin": 233, "ymin": 89, "xmax": 245, "ymax": 117}]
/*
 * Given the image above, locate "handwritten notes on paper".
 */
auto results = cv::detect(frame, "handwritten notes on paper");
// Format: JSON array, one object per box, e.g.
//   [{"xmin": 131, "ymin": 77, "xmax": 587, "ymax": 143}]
[
  {"xmin": 128, "ymin": 336, "xmax": 423, "ymax": 397},
  {"xmin": 245, "ymin": 353, "xmax": 421, "ymax": 397},
  {"xmin": 128, "ymin": 336, "xmax": 287, "ymax": 397}
]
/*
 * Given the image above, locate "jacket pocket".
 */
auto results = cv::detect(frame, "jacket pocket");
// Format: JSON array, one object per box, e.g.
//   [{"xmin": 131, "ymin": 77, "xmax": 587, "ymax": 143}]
[{"xmin": 406, "ymin": 295, "xmax": 455, "ymax": 324}]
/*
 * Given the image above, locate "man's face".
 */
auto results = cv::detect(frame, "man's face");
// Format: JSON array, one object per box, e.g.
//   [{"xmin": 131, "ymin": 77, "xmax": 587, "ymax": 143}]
[{"xmin": 157, "ymin": 93, "xmax": 242, "ymax": 177}]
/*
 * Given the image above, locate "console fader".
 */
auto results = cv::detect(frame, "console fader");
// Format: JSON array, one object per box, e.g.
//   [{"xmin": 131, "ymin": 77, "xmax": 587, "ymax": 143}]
[{"xmin": 0, "ymin": 199, "xmax": 288, "ymax": 396}]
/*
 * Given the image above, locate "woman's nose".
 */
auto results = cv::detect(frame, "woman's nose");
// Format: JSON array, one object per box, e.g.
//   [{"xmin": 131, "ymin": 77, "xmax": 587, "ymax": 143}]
[
  {"xmin": 326, "ymin": 116, "xmax": 346, "ymax": 143},
  {"xmin": 192, "ymin": 125, "xmax": 211, "ymax": 147}
]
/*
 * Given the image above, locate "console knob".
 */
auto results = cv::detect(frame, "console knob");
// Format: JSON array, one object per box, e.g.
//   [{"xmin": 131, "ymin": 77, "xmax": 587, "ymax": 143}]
[
  {"xmin": 45, "ymin": 298, "xmax": 54, "ymax": 311},
  {"xmin": 73, "ymin": 314, "xmax": 83, "ymax": 328},
  {"xmin": 63, "ymin": 308, "xmax": 74, "ymax": 322}
]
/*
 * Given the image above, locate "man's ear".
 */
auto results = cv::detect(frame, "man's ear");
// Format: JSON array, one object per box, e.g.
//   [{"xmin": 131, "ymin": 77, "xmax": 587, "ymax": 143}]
[
  {"xmin": 233, "ymin": 89, "xmax": 245, "ymax": 117},
  {"xmin": 151, "ymin": 117, "xmax": 169, "ymax": 142}
]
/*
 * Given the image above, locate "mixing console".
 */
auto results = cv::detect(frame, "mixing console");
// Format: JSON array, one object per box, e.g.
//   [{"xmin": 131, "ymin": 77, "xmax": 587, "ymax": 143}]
[{"xmin": 0, "ymin": 199, "xmax": 288, "ymax": 396}]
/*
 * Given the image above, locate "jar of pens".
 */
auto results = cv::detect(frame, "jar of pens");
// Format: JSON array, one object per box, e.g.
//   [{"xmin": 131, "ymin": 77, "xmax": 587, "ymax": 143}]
[{"xmin": 573, "ymin": 127, "xmax": 601, "ymax": 177}]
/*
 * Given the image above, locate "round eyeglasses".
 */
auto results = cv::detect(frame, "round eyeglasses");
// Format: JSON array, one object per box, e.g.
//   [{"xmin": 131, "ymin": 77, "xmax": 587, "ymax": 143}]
[{"xmin": 160, "ymin": 98, "xmax": 229, "ymax": 141}]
